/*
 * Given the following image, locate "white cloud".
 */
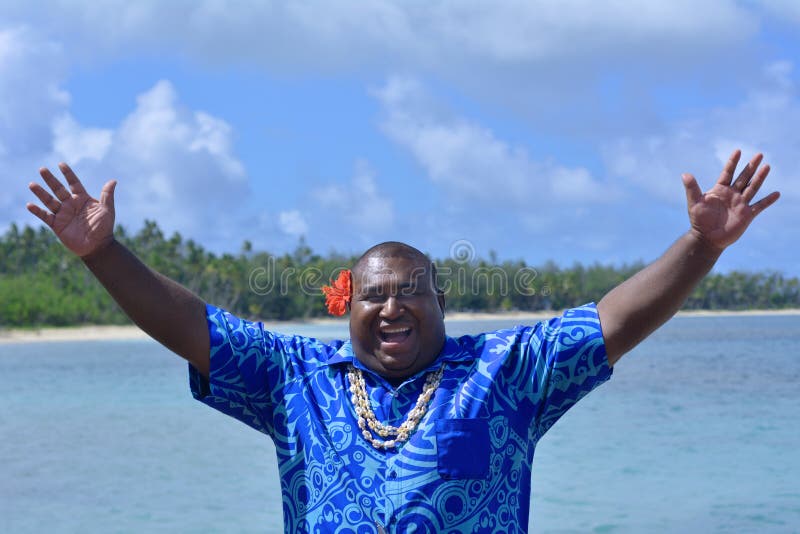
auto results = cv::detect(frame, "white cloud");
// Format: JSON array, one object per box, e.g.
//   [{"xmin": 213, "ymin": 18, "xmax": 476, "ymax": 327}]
[
  {"xmin": 0, "ymin": 1, "xmax": 763, "ymax": 137},
  {"xmin": 0, "ymin": 26, "xmax": 69, "ymax": 221},
  {"xmin": 374, "ymin": 76, "xmax": 609, "ymax": 207},
  {"xmin": 605, "ymin": 60, "xmax": 799, "ymax": 204},
  {"xmin": 278, "ymin": 210, "xmax": 308, "ymax": 237},
  {"xmin": 312, "ymin": 159, "xmax": 395, "ymax": 238},
  {"xmin": 0, "ymin": 3, "xmax": 777, "ymax": 176},
  {"xmin": 0, "ymin": 24, "xmax": 250, "ymax": 245},
  {"xmin": 371, "ymin": 66, "xmax": 800, "ymax": 272},
  {"xmin": 601, "ymin": 60, "xmax": 800, "ymax": 273},
  {"xmin": 52, "ymin": 114, "xmax": 112, "ymax": 164},
  {"xmin": 424, "ymin": 0, "xmax": 751, "ymax": 63},
  {"xmin": 367, "ymin": 76, "xmax": 637, "ymax": 265},
  {"xmin": 761, "ymin": 0, "xmax": 800, "ymax": 23},
  {"xmin": 0, "ymin": 27, "xmax": 68, "ymax": 159},
  {"xmin": 90, "ymin": 80, "xmax": 249, "ymax": 239},
  {"xmin": 0, "ymin": 1, "xmax": 756, "ymax": 69}
]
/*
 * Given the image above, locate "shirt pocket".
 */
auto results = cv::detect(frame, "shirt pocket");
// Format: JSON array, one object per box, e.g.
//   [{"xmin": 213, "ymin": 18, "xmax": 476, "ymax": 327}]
[{"xmin": 435, "ymin": 418, "xmax": 490, "ymax": 480}]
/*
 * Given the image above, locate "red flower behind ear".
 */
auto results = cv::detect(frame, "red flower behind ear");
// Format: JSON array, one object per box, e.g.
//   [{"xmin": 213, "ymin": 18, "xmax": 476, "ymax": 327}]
[{"xmin": 322, "ymin": 269, "xmax": 352, "ymax": 316}]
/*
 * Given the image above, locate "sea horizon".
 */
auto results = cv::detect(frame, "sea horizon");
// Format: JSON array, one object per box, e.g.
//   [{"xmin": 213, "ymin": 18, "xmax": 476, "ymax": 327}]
[{"xmin": 3, "ymin": 307, "xmax": 800, "ymax": 344}]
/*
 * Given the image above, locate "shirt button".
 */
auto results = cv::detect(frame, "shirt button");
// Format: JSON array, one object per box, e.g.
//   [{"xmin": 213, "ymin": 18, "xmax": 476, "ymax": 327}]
[{"xmin": 388, "ymin": 470, "xmax": 397, "ymax": 479}]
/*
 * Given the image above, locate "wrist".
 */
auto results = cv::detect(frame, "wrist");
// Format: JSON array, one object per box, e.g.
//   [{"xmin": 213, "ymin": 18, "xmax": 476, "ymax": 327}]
[
  {"xmin": 80, "ymin": 236, "xmax": 117, "ymax": 263},
  {"xmin": 686, "ymin": 229, "xmax": 725, "ymax": 260}
]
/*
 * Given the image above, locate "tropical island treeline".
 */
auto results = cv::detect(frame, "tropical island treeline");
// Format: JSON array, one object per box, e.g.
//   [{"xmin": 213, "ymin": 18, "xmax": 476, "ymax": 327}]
[{"xmin": 1, "ymin": 221, "xmax": 799, "ymax": 327}]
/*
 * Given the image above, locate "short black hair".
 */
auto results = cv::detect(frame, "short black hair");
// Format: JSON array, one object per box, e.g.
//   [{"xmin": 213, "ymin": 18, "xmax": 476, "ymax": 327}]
[{"xmin": 353, "ymin": 241, "xmax": 442, "ymax": 294}]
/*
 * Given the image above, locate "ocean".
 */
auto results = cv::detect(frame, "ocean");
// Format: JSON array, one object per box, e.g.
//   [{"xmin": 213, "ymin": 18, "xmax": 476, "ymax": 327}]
[{"xmin": 1, "ymin": 314, "xmax": 798, "ymax": 533}]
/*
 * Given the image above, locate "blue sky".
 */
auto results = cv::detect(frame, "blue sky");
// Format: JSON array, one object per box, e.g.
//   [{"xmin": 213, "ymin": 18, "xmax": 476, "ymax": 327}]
[{"xmin": 2, "ymin": 1, "xmax": 799, "ymax": 275}]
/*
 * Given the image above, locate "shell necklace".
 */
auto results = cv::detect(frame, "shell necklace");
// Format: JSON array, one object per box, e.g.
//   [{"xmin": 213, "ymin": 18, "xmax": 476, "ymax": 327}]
[{"xmin": 347, "ymin": 363, "xmax": 444, "ymax": 450}]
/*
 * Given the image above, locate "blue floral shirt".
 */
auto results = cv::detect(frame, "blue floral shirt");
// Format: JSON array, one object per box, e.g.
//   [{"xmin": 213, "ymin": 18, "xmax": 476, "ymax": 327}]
[{"xmin": 190, "ymin": 303, "xmax": 612, "ymax": 533}]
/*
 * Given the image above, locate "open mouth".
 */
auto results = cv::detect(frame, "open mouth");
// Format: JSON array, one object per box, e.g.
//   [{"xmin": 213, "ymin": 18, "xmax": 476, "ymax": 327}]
[{"xmin": 379, "ymin": 326, "xmax": 412, "ymax": 344}]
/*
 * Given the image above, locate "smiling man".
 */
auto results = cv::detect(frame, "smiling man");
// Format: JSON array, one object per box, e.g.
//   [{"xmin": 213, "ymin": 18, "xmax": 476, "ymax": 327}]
[
  {"xmin": 26, "ymin": 150, "xmax": 779, "ymax": 533},
  {"xmin": 349, "ymin": 243, "xmax": 447, "ymax": 382}
]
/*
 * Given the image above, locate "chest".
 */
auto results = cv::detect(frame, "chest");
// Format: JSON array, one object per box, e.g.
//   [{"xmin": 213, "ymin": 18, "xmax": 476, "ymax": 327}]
[{"xmin": 274, "ymin": 363, "xmax": 536, "ymax": 533}]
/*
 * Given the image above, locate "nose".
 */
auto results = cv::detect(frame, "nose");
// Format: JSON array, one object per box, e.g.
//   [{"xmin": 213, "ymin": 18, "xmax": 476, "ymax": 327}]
[{"xmin": 379, "ymin": 295, "xmax": 403, "ymax": 319}]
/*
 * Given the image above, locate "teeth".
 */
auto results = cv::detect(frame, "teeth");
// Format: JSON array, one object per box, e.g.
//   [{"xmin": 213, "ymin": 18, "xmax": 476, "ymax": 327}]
[{"xmin": 381, "ymin": 327, "xmax": 410, "ymax": 334}]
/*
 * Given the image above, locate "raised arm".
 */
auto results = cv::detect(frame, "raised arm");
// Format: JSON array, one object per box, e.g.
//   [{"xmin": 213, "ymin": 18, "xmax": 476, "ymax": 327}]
[
  {"xmin": 27, "ymin": 163, "xmax": 210, "ymax": 376},
  {"xmin": 597, "ymin": 150, "xmax": 780, "ymax": 366}
]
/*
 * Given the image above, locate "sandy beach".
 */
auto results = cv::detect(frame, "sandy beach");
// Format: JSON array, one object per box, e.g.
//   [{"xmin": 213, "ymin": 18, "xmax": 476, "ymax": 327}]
[
  {"xmin": 0, "ymin": 325, "xmax": 150, "ymax": 343},
  {"xmin": 2, "ymin": 308, "xmax": 799, "ymax": 344}
]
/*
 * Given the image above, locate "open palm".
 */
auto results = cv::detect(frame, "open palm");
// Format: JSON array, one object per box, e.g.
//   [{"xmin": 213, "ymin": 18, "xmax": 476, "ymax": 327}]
[
  {"xmin": 27, "ymin": 163, "xmax": 117, "ymax": 258},
  {"xmin": 682, "ymin": 150, "xmax": 780, "ymax": 251}
]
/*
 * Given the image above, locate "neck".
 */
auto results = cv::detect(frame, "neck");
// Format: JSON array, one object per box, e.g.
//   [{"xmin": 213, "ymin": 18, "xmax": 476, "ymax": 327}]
[{"xmin": 385, "ymin": 375, "xmax": 406, "ymax": 388}]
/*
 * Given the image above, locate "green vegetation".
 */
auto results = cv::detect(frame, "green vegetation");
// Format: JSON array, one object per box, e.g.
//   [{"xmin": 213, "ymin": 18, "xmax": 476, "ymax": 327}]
[{"xmin": 1, "ymin": 221, "xmax": 798, "ymax": 327}]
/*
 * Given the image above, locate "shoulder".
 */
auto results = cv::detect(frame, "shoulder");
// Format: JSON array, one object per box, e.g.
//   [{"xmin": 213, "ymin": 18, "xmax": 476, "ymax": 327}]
[
  {"xmin": 206, "ymin": 303, "xmax": 345, "ymax": 365},
  {"xmin": 445, "ymin": 324, "xmax": 534, "ymax": 364},
  {"xmin": 445, "ymin": 304, "xmax": 603, "ymax": 361}
]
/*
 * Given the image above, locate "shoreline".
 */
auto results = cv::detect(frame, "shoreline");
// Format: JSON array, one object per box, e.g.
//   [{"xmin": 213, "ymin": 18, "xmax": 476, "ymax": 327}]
[{"xmin": 2, "ymin": 308, "xmax": 799, "ymax": 344}]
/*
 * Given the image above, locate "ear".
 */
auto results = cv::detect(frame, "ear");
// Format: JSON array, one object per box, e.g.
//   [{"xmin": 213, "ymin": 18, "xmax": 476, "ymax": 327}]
[
  {"xmin": 437, "ymin": 291, "xmax": 446, "ymax": 317},
  {"xmin": 431, "ymin": 261, "xmax": 445, "ymax": 316}
]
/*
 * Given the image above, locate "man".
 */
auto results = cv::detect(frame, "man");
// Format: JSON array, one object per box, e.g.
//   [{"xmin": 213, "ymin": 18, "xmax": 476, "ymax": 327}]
[{"xmin": 26, "ymin": 150, "xmax": 778, "ymax": 532}]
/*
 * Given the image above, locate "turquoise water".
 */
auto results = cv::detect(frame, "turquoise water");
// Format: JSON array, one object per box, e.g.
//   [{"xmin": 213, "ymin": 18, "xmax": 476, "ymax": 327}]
[{"xmin": 1, "ymin": 314, "xmax": 798, "ymax": 533}]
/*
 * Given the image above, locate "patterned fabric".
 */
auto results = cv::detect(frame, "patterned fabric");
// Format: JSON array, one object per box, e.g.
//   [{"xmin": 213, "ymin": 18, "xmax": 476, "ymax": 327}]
[{"xmin": 190, "ymin": 303, "xmax": 612, "ymax": 533}]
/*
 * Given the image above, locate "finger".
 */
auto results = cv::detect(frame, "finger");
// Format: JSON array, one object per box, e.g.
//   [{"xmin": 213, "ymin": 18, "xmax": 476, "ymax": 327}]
[
  {"xmin": 26, "ymin": 202, "xmax": 55, "ymax": 228},
  {"xmin": 39, "ymin": 166, "xmax": 72, "ymax": 202},
  {"xmin": 751, "ymin": 191, "xmax": 780, "ymax": 217},
  {"xmin": 743, "ymin": 164, "xmax": 770, "ymax": 203},
  {"xmin": 58, "ymin": 162, "xmax": 87, "ymax": 195},
  {"xmin": 100, "ymin": 180, "xmax": 117, "ymax": 211},
  {"xmin": 29, "ymin": 182, "xmax": 62, "ymax": 213},
  {"xmin": 731, "ymin": 153, "xmax": 763, "ymax": 192},
  {"xmin": 716, "ymin": 149, "xmax": 741, "ymax": 186},
  {"xmin": 682, "ymin": 173, "xmax": 703, "ymax": 207}
]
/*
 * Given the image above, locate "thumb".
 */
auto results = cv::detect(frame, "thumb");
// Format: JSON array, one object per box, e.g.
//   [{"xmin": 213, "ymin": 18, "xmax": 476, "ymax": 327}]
[
  {"xmin": 100, "ymin": 180, "xmax": 117, "ymax": 212},
  {"xmin": 682, "ymin": 173, "xmax": 703, "ymax": 208}
]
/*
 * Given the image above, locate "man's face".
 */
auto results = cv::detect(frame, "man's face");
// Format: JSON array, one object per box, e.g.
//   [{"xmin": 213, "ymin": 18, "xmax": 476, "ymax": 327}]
[{"xmin": 349, "ymin": 255, "xmax": 446, "ymax": 381}]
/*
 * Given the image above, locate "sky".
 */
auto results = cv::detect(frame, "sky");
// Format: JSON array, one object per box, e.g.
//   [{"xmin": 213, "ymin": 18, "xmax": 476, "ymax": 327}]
[{"xmin": 1, "ymin": 1, "xmax": 799, "ymax": 275}]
